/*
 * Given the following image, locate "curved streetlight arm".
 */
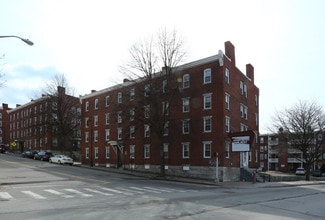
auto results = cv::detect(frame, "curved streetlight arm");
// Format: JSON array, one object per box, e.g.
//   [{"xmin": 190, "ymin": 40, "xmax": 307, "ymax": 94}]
[{"xmin": 0, "ymin": 35, "xmax": 34, "ymax": 46}]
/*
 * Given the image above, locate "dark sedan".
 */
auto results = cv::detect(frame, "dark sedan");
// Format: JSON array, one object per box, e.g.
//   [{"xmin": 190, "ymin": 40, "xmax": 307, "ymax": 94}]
[
  {"xmin": 34, "ymin": 151, "xmax": 53, "ymax": 161},
  {"xmin": 22, "ymin": 151, "xmax": 38, "ymax": 159}
]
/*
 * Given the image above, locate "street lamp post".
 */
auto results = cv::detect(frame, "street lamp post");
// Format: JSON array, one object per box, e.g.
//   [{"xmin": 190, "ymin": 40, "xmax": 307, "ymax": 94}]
[{"xmin": 0, "ymin": 35, "xmax": 34, "ymax": 46}]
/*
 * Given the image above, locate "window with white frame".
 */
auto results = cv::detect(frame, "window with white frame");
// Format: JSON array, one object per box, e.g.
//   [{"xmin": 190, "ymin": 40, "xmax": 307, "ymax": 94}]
[
  {"xmin": 163, "ymin": 143, "xmax": 169, "ymax": 159},
  {"xmin": 144, "ymin": 124, "xmax": 150, "ymax": 137},
  {"xmin": 182, "ymin": 119, "xmax": 190, "ymax": 134},
  {"xmin": 182, "ymin": 98, "xmax": 190, "ymax": 112},
  {"xmin": 144, "ymin": 84, "xmax": 150, "ymax": 97},
  {"xmin": 203, "ymin": 142, "xmax": 212, "ymax": 158},
  {"xmin": 144, "ymin": 105, "xmax": 150, "ymax": 118},
  {"xmin": 117, "ymin": 111, "xmax": 122, "ymax": 123},
  {"xmin": 115, "ymin": 128, "xmax": 121, "ymax": 140},
  {"xmin": 130, "ymin": 126, "xmax": 135, "ymax": 139},
  {"xmin": 203, "ymin": 93, "xmax": 212, "ymax": 110},
  {"xmin": 225, "ymin": 68, "xmax": 230, "ymax": 84},
  {"xmin": 255, "ymin": 94, "xmax": 258, "ymax": 106},
  {"xmin": 240, "ymin": 81, "xmax": 244, "ymax": 95},
  {"xmin": 94, "ymin": 115, "xmax": 98, "ymax": 127},
  {"xmin": 117, "ymin": 92, "xmax": 122, "ymax": 103},
  {"xmin": 85, "ymin": 132, "xmax": 89, "ymax": 143},
  {"xmin": 204, "ymin": 68, "xmax": 212, "ymax": 84},
  {"xmin": 243, "ymin": 84, "xmax": 247, "ymax": 98},
  {"xmin": 85, "ymin": 148, "xmax": 89, "ymax": 158},
  {"xmin": 163, "ymin": 121, "xmax": 169, "ymax": 136},
  {"xmin": 94, "ymin": 99, "xmax": 99, "ymax": 109},
  {"xmin": 130, "ymin": 108, "xmax": 135, "ymax": 121},
  {"xmin": 94, "ymin": 130, "xmax": 98, "ymax": 142},
  {"xmin": 105, "ymin": 113, "xmax": 110, "ymax": 125},
  {"xmin": 183, "ymin": 74, "xmax": 190, "ymax": 88},
  {"xmin": 240, "ymin": 104, "xmax": 248, "ymax": 119},
  {"xmin": 105, "ymin": 96, "xmax": 110, "ymax": 106},
  {"xmin": 94, "ymin": 147, "xmax": 99, "ymax": 159},
  {"xmin": 106, "ymin": 146, "xmax": 110, "ymax": 158},
  {"xmin": 225, "ymin": 93, "xmax": 230, "ymax": 110},
  {"xmin": 130, "ymin": 88, "xmax": 135, "ymax": 100},
  {"xmin": 144, "ymin": 144, "xmax": 150, "ymax": 158},
  {"xmin": 182, "ymin": 142, "xmax": 190, "ymax": 158},
  {"xmin": 130, "ymin": 145, "xmax": 135, "ymax": 159},
  {"xmin": 85, "ymin": 117, "xmax": 89, "ymax": 128},
  {"xmin": 162, "ymin": 101, "xmax": 169, "ymax": 115},
  {"xmin": 203, "ymin": 116, "xmax": 212, "ymax": 132},
  {"xmin": 255, "ymin": 150, "xmax": 258, "ymax": 162},
  {"xmin": 85, "ymin": 101, "xmax": 89, "ymax": 112},
  {"xmin": 225, "ymin": 142, "xmax": 230, "ymax": 158},
  {"xmin": 225, "ymin": 116, "xmax": 230, "ymax": 133},
  {"xmin": 105, "ymin": 129, "xmax": 110, "ymax": 141},
  {"xmin": 255, "ymin": 113, "xmax": 259, "ymax": 126},
  {"xmin": 240, "ymin": 123, "xmax": 248, "ymax": 131}
]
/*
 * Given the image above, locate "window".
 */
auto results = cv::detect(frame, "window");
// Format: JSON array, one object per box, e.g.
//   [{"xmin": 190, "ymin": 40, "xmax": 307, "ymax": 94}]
[
  {"xmin": 240, "ymin": 104, "xmax": 248, "ymax": 119},
  {"xmin": 203, "ymin": 142, "xmax": 212, "ymax": 158},
  {"xmin": 85, "ymin": 132, "xmax": 89, "ymax": 143},
  {"xmin": 182, "ymin": 98, "xmax": 190, "ymax": 112},
  {"xmin": 117, "ymin": 128, "xmax": 122, "ymax": 140},
  {"xmin": 144, "ymin": 84, "xmax": 150, "ymax": 97},
  {"xmin": 94, "ymin": 99, "xmax": 99, "ymax": 109},
  {"xmin": 93, "ymin": 130, "xmax": 98, "ymax": 142},
  {"xmin": 130, "ymin": 88, "xmax": 135, "ymax": 100},
  {"xmin": 225, "ymin": 93, "xmax": 230, "ymax": 110},
  {"xmin": 130, "ymin": 145, "xmax": 135, "ymax": 159},
  {"xmin": 144, "ymin": 144, "xmax": 150, "ymax": 158},
  {"xmin": 204, "ymin": 68, "xmax": 211, "ymax": 84},
  {"xmin": 94, "ymin": 147, "xmax": 99, "ymax": 159},
  {"xmin": 130, "ymin": 126, "xmax": 135, "ymax": 139},
  {"xmin": 203, "ymin": 93, "xmax": 212, "ymax": 110},
  {"xmin": 162, "ymin": 102, "xmax": 169, "ymax": 115},
  {"xmin": 144, "ymin": 124, "xmax": 150, "ymax": 137},
  {"xmin": 106, "ymin": 146, "xmax": 110, "ymax": 159},
  {"xmin": 117, "ymin": 111, "xmax": 122, "ymax": 123},
  {"xmin": 240, "ymin": 123, "xmax": 248, "ymax": 131},
  {"xmin": 182, "ymin": 143, "xmax": 190, "ymax": 158},
  {"xmin": 130, "ymin": 108, "xmax": 135, "ymax": 121},
  {"xmin": 105, "ymin": 129, "xmax": 110, "ymax": 141},
  {"xmin": 105, "ymin": 113, "xmax": 110, "ymax": 125},
  {"xmin": 183, "ymin": 74, "xmax": 190, "ymax": 88},
  {"xmin": 144, "ymin": 105, "xmax": 150, "ymax": 118},
  {"xmin": 182, "ymin": 119, "xmax": 190, "ymax": 134},
  {"xmin": 255, "ymin": 95, "xmax": 258, "ymax": 106},
  {"xmin": 164, "ymin": 143, "xmax": 169, "ymax": 159},
  {"xmin": 163, "ymin": 79, "xmax": 167, "ymax": 93},
  {"xmin": 94, "ymin": 115, "xmax": 98, "ymax": 126},
  {"xmin": 240, "ymin": 81, "xmax": 244, "ymax": 95},
  {"xmin": 85, "ymin": 148, "xmax": 89, "ymax": 159},
  {"xmin": 117, "ymin": 92, "xmax": 122, "ymax": 103},
  {"xmin": 244, "ymin": 84, "xmax": 247, "ymax": 98},
  {"xmin": 225, "ymin": 68, "xmax": 230, "ymax": 84},
  {"xmin": 163, "ymin": 122, "xmax": 169, "ymax": 136},
  {"xmin": 85, "ymin": 117, "xmax": 89, "ymax": 128},
  {"xmin": 225, "ymin": 142, "xmax": 230, "ymax": 158},
  {"xmin": 203, "ymin": 116, "xmax": 212, "ymax": 132},
  {"xmin": 225, "ymin": 116, "xmax": 230, "ymax": 133},
  {"xmin": 105, "ymin": 96, "xmax": 110, "ymax": 106},
  {"xmin": 85, "ymin": 101, "xmax": 89, "ymax": 112}
]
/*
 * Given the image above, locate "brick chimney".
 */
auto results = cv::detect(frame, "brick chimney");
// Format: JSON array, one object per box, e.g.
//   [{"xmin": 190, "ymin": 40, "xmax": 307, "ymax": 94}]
[
  {"xmin": 225, "ymin": 41, "xmax": 236, "ymax": 65},
  {"xmin": 246, "ymin": 64, "xmax": 254, "ymax": 83}
]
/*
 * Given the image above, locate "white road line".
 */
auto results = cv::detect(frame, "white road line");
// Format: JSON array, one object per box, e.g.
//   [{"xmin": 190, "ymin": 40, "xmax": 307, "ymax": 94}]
[
  {"xmin": 44, "ymin": 189, "xmax": 74, "ymax": 198},
  {"xmin": 64, "ymin": 189, "xmax": 93, "ymax": 197},
  {"xmin": 143, "ymin": 187, "xmax": 173, "ymax": 193},
  {"xmin": 129, "ymin": 186, "xmax": 161, "ymax": 194},
  {"xmin": 0, "ymin": 192, "xmax": 14, "ymax": 200},
  {"xmin": 160, "ymin": 187, "xmax": 186, "ymax": 193},
  {"xmin": 115, "ymin": 187, "xmax": 144, "ymax": 194},
  {"xmin": 83, "ymin": 188, "xmax": 113, "ymax": 196},
  {"xmin": 101, "ymin": 187, "xmax": 133, "ymax": 196},
  {"xmin": 21, "ymin": 191, "xmax": 46, "ymax": 199}
]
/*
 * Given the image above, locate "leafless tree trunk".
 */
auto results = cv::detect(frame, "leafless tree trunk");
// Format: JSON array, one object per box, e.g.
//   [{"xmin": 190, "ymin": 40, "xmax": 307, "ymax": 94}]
[
  {"xmin": 272, "ymin": 100, "xmax": 325, "ymax": 180},
  {"xmin": 120, "ymin": 29, "xmax": 186, "ymax": 176}
]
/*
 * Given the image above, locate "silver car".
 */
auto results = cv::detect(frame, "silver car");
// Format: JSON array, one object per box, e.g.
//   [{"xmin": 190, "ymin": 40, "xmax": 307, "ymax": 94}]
[{"xmin": 49, "ymin": 154, "xmax": 74, "ymax": 165}]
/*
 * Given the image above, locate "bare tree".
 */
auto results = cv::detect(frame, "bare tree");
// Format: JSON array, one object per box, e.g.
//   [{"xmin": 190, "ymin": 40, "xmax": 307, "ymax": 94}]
[
  {"xmin": 43, "ymin": 74, "xmax": 81, "ymax": 155},
  {"xmin": 119, "ymin": 29, "xmax": 186, "ymax": 176},
  {"xmin": 272, "ymin": 100, "xmax": 325, "ymax": 180}
]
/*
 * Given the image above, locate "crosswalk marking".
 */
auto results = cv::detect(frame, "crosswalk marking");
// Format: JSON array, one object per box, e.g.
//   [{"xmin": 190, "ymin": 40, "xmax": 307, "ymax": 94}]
[
  {"xmin": 22, "ymin": 191, "xmax": 46, "ymax": 199},
  {"xmin": 0, "ymin": 192, "xmax": 14, "ymax": 200},
  {"xmin": 129, "ymin": 186, "xmax": 161, "ymax": 194},
  {"xmin": 83, "ymin": 188, "xmax": 113, "ymax": 196},
  {"xmin": 100, "ymin": 187, "xmax": 133, "ymax": 196},
  {"xmin": 64, "ymin": 189, "xmax": 93, "ymax": 197},
  {"xmin": 144, "ymin": 186, "xmax": 173, "ymax": 193},
  {"xmin": 44, "ymin": 189, "xmax": 74, "ymax": 198}
]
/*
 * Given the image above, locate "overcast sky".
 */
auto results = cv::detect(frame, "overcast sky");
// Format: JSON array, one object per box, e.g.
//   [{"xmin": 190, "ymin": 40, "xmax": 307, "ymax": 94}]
[{"xmin": 1, "ymin": 0, "xmax": 325, "ymax": 133}]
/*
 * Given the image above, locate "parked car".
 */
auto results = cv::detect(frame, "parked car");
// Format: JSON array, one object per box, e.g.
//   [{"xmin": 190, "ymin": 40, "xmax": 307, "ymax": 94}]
[
  {"xmin": 22, "ymin": 151, "xmax": 38, "ymax": 159},
  {"xmin": 312, "ymin": 170, "xmax": 322, "ymax": 177},
  {"xmin": 34, "ymin": 151, "xmax": 53, "ymax": 161},
  {"xmin": 49, "ymin": 154, "xmax": 74, "ymax": 165},
  {"xmin": 295, "ymin": 167, "xmax": 306, "ymax": 175}
]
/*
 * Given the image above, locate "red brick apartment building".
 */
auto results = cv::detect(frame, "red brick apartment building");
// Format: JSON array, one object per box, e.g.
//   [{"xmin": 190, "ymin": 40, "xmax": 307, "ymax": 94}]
[
  {"xmin": 81, "ymin": 41, "xmax": 260, "ymax": 181},
  {"xmin": 0, "ymin": 103, "xmax": 11, "ymax": 152},
  {"xmin": 7, "ymin": 87, "xmax": 81, "ymax": 154}
]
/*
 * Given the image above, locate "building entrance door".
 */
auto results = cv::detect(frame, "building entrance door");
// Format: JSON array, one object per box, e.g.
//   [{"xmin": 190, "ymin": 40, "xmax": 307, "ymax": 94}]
[{"xmin": 240, "ymin": 152, "xmax": 249, "ymax": 167}]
